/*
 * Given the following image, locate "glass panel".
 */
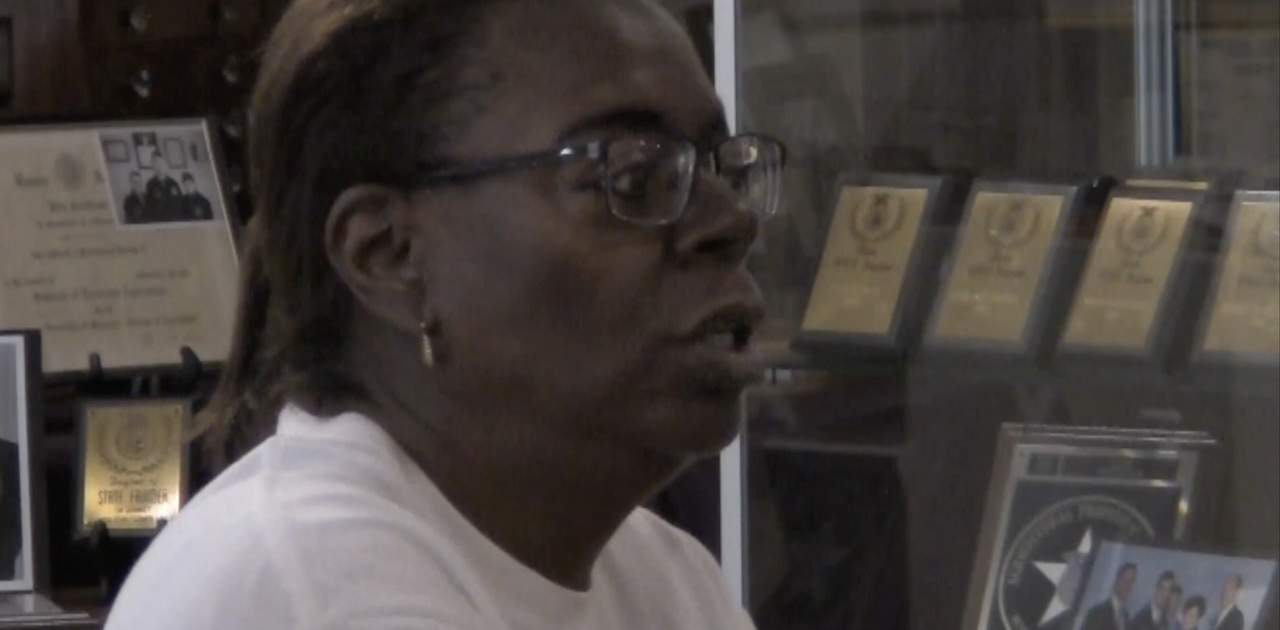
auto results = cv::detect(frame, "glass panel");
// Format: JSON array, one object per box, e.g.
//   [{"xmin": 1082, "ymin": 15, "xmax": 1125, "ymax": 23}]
[{"xmin": 735, "ymin": 1, "xmax": 1280, "ymax": 629}]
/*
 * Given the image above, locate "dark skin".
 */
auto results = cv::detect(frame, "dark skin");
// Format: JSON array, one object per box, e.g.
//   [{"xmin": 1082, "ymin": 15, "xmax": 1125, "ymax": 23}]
[{"xmin": 319, "ymin": 0, "xmax": 763, "ymax": 591}]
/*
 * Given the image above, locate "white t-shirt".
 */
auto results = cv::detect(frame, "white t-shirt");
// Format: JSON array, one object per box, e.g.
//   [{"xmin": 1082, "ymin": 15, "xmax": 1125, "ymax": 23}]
[{"xmin": 106, "ymin": 405, "xmax": 755, "ymax": 630}]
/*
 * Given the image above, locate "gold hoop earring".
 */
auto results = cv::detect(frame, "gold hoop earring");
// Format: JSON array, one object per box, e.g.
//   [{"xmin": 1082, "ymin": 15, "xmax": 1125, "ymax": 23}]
[{"xmin": 420, "ymin": 321, "xmax": 435, "ymax": 368}]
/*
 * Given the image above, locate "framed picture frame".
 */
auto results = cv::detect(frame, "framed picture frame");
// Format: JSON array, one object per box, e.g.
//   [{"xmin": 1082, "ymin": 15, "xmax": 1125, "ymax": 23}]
[
  {"xmin": 923, "ymin": 179, "xmax": 1085, "ymax": 364},
  {"xmin": 1055, "ymin": 185, "xmax": 1209, "ymax": 370},
  {"xmin": 962, "ymin": 424, "xmax": 1216, "ymax": 630},
  {"xmin": 794, "ymin": 172, "xmax": 956, "ymax": 363},
  {"xmin": 76, "ymin": 399, "xmax": 190, "ymax": 537},
  {"xmin": 0, "ymin": 330, "xmax": 47, "ymax": 593},
  {"xmin": 0, "ymin": 118, "xmax": 242, "ymax": 378}
]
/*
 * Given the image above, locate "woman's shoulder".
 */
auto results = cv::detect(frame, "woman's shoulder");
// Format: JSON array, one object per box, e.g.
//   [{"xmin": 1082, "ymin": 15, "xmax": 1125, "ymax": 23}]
[
  {"xmin": 605, "ymin": 509, "xmax": 731, "ymax": 593},
  {"xmin": 593, "ymin": 509, "xmax": 753, "ymax": 628}
]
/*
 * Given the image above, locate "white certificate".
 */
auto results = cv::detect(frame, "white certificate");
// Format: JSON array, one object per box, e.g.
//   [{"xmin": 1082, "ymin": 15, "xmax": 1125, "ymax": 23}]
[{"xmin": 0, "ymin": 120, "xmax": 239, "ymax": 374}]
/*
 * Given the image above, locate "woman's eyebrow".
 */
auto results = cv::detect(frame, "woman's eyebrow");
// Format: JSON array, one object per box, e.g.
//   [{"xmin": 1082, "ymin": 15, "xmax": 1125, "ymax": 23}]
[{"xmin": 557, "ymin": 108, "xmax": 669, "ymax": 142}]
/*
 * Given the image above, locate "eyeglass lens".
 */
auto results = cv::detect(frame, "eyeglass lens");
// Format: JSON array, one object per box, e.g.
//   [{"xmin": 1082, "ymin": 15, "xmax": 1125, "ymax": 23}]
[{"xmin": 604, "ymin": 135, "xmax": 784, "ymax": 226}]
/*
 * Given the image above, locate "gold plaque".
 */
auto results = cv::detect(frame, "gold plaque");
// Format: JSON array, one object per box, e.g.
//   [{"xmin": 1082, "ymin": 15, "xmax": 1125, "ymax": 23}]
[
  {"xmin": 801, "ymin": 186, "xmax": 929, "ymax": 336},
  {"xmin": 932, "ymin": 192, "xmax": 1065, "ymax": 344},
  {"xmin": 1201, "ymin": 200, "xmax": 1280, "ymax": 357},
  {"xmin": 80, "ymin": 400, "xmax": 186, "ymax": 533},
  {"xmin": 1062, "ymin": 197, "xmax": 1194, "ymax": 351}
]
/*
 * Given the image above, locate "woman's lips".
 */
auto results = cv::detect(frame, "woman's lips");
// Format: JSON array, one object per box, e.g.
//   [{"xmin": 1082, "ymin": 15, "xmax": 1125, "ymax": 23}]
[
  {"xmin": 677, "ymin": 305, "xmax": 766, "ymax": 393},
  {"xmin": 681, "ymin": 335, "xmax": 766, "ymax": 392}
]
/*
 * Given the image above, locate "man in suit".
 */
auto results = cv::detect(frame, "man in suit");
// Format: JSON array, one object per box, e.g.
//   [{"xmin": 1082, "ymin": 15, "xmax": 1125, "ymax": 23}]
[
  {"xmin": 1132, "ymin": 570, "xmax": 1178, "ymax": 630},
  {"xmin": 1212, "ymin": 575, "xmax": 1245, "ymax": 630},
  {"xmin": 145, "ymin": 153, "xmax": 183, "ymax": 222},
  {"xmin": 1084, "ymin": 563, "xmax": 1138, "ymax": 630},
  {"xmin": 1167, "ymin": 584, "xmax": 1184, "ymax": 630},
  {"xmin": 180, "ymin": 173, "xmax": 213, "ymax": 221},
  {"xmin": 122, "ymin": 171, "xmax": 148, "ymax": 224}
]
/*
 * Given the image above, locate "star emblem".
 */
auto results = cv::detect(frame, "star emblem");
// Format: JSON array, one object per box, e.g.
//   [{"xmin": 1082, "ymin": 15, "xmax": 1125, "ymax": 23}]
[{"xmin": 1033, "ymin": 529, "xmax": 1094, "ymax": 626}]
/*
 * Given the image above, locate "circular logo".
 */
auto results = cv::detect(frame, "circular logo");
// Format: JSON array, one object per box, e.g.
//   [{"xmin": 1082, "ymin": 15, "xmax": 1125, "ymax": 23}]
[
  {"xmin": 96, "ymin": 410, "xmax": 173, "ymax": 476},
  {"xmin": 1117, "ymin": 206, "xmax": 1168, "ymax": 256},
  {"xmin": 1253, "ymin": 211, "xmax": 1280, "ymax": 260},
  {"xmin": 53, "ymin": 153, "xmax": 86, "ymax": 191},
  {"xmin": 850, "ymin": 192, "xmax": 904, "ymax": 243},
  {"xmin": 986, "ymin": 198, "xmax": 1041, "ymax": 249},
  {"xmin": 997, "ymin": 495, "xmax": 1155, "ymax": 630}
]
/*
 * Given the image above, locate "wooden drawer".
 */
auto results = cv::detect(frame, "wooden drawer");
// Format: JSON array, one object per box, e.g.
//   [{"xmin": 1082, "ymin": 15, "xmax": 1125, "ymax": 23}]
[
  {"xmin": 81, "ymin": 0, "xmax": 262, "ymax": 45},
  {"xmin": 83, "ymin": 0, "xmax": 211, "ymax": 44}
]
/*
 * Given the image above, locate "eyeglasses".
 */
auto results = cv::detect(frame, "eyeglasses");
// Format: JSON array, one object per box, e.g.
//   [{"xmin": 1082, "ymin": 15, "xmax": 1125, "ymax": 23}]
[{"xmin": 414, "ymin": 133, "xmax": 786, "ymax": 226}]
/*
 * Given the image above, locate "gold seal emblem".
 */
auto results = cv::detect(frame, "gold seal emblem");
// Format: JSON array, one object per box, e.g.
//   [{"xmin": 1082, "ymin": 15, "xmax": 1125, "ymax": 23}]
[
  {"xmin": 95, "ymin": 410, "xmax": 173, "ymax": 476},
  {"xmin": 985, "ymin": 198, "xmax": 1040, "ymax": 249},
  {"xmin": 53, "ymin": 153, "xmax": 86, "ymax": 191},
  {"xmin": 849, "ymin": 192, "xmax": 904, "ymax": 243},
  {"xmin": 1117, "ymin": 205, "xmax": 1168, "ymax": 255}
]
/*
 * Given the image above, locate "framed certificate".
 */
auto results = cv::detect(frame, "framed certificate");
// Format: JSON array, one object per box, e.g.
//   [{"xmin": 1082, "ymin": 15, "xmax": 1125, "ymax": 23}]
[
  {"xmin": 0, "ymin": 119, "xmax": 240, "ymax": 376},
  {"xmin": 796, "ymin": 173, "xmax": 954, "ymax": 360},
  {"xmin": 1057, "ymin": 187, "xmax": 1205, "ymax": 367},
  {"xmin": 925, "ymin": 180, "xmax": 1083, "ymax": 361},
  {"xmin": 76, "ymin": 399, "xmax": 189, "ymax": 536},
  {"xmin": 962, "ymin": 425, "xmax": 1215, "ymax": 630},
  {"xmin": 1193, "ymin": 190, "xmax": 1280, "ymax": 367},
  {"xmin": 0, "ymin": 330, "xmax": 46, "ymax": 593}
]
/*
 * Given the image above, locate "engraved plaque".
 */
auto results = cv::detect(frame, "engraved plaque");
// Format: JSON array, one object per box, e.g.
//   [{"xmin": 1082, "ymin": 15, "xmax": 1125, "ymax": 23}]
[
  {"xmin": 932, "ymin": 192, "xmax": 1066, "ymax": 345},
  {"xmin": 801, "ymin": 185, "xmax": 929, "ymax": 337},
  {"xmin": 79, "ymin": 400, "xmax": 186, "ymax": 534},
  {"xmin": 1201, "ymin": 197, "xmax": 1280, "ymax": 358},
  {"xmin": 1062, "ymin": 197, "xmax": 1194, "ymax": 352}
]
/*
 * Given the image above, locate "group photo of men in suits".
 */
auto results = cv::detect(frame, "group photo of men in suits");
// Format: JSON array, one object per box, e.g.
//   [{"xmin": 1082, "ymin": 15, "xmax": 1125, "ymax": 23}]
[
  {"xmin": 118, "ymin": 134, "xmax": 217, "ymax": 226},
  {"xmin": 1082, "ymin": 564, "xmax": 1253, "ymax": 630}
]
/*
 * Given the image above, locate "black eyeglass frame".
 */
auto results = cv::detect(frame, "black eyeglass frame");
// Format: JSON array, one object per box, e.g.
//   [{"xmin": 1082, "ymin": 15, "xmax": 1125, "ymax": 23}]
[{"xmin": 411, "ymin": 132, "xmax": 787, "ymax": 226}]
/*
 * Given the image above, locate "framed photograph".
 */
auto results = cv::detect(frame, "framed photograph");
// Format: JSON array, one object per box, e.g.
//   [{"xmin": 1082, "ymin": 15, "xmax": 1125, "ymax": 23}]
[
  {"xmin": 1193, "ymin": 190, "xmax": 1280, "ymax": 368},
  {"xmin": 131, "ymin": 132, "xmax": 158, "ymax": 170},
  {"xmin": 0, "ymin": 330, "xmax": 46, "ymax": 593},
  {"xmin": 924, "ymin": 180, "xmax": 1084, "ymax": 362},
  {"xmin": 101, "ymin": 139, "xmax": 130, "ymax": 164},
  {"xmin": 794, "ymin": 173, "xmax": 955, "ymax": 361},
  {"xmin": 1071, "ymin": 541, "xmax": 1277, "ymax": 630},
  {"xmin": 1057, "ymin": 186, "xmax": 1208, "ymax": 369},
  {"xmin": 162, "ymin": 137, "xmax": 187, "ymax": 170},
  {"xmin": 962, "ymin": 424, "xmax": 1216, "ymax": 630},
  {"xmin": 0, "ymin": 118, "xmax": 241, "ymax": 376},
  {"xmin": 76, "ymin": 399, "xmax": 189, "ymax": 537}
]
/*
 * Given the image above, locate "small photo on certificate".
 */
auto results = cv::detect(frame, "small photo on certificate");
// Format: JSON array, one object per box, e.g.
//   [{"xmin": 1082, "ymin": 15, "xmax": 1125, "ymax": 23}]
[
  {"xmin": 98, "ymin": 125, "xmax": 226, "ymax": 227},
  {"xmin": 1073, "ymin": 541, "xmax": 1278, "ymax": 630}
]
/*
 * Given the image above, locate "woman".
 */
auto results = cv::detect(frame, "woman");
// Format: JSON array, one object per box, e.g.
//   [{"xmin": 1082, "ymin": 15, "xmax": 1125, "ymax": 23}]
[{"xmin": 105, "ymin": 0, "xmax": 784, "ymax": 628}]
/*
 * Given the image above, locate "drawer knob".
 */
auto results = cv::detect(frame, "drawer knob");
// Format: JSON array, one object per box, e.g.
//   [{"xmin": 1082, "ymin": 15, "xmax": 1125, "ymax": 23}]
[
  {"xmin": 130, "ymin": 67, "xmax": 153, "ymax": 100},
  {"xmin": 124, "ymin": 5, "xmax": 152, "ymax": 34}
]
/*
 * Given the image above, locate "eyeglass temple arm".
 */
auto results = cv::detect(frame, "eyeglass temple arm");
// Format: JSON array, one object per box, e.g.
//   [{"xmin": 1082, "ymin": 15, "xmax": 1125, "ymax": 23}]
[{"xmin": 414, "ymin": 143, "xmax": 604, "ymax": 186}]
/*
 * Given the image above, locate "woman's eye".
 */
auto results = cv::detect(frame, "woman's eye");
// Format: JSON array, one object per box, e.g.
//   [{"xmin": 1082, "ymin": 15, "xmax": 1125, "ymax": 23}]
[{"xmin": 610, "ymin": 167, "xmax": 651, "ymax": 199}]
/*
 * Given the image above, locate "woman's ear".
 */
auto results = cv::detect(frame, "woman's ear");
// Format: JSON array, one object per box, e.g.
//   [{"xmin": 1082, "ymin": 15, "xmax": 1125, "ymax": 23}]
[{"xmin": 324, "ymin": 184, "xmax": 426, "ymax": 333}]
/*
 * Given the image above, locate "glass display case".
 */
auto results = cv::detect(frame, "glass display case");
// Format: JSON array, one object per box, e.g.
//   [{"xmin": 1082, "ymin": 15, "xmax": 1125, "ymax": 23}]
[{"xmin": 713, "ymin": 0, "xmax": 1280, "ymax": 628}]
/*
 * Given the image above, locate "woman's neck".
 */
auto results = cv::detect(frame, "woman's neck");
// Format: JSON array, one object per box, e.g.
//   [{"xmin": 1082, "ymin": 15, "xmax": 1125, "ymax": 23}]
[{"xmin": 332, "ymin": 369, "xmax": 686, "ymax": 591}]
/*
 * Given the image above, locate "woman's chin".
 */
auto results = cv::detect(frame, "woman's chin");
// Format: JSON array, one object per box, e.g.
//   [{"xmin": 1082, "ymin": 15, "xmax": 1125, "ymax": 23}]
[{"xmin": 636, "ymin": 394, "xmax": 746, "ymax": 457}]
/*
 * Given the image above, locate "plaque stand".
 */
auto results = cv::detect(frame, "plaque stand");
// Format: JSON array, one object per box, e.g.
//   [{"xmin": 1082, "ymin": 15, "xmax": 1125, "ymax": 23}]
[{"xmin": 69, "ymin": 347, "xmax": 205, "ymax": 603}]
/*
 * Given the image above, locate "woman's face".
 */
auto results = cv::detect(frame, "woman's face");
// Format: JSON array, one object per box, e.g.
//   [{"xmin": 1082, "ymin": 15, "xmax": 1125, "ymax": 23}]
[
  {"xmin": 1181, "ymin": 607, "xmax": 1201, "ymax": 628},
  {"xmin": 413, "ymin": 0, "xmax": 764, "ymax": 458}
]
